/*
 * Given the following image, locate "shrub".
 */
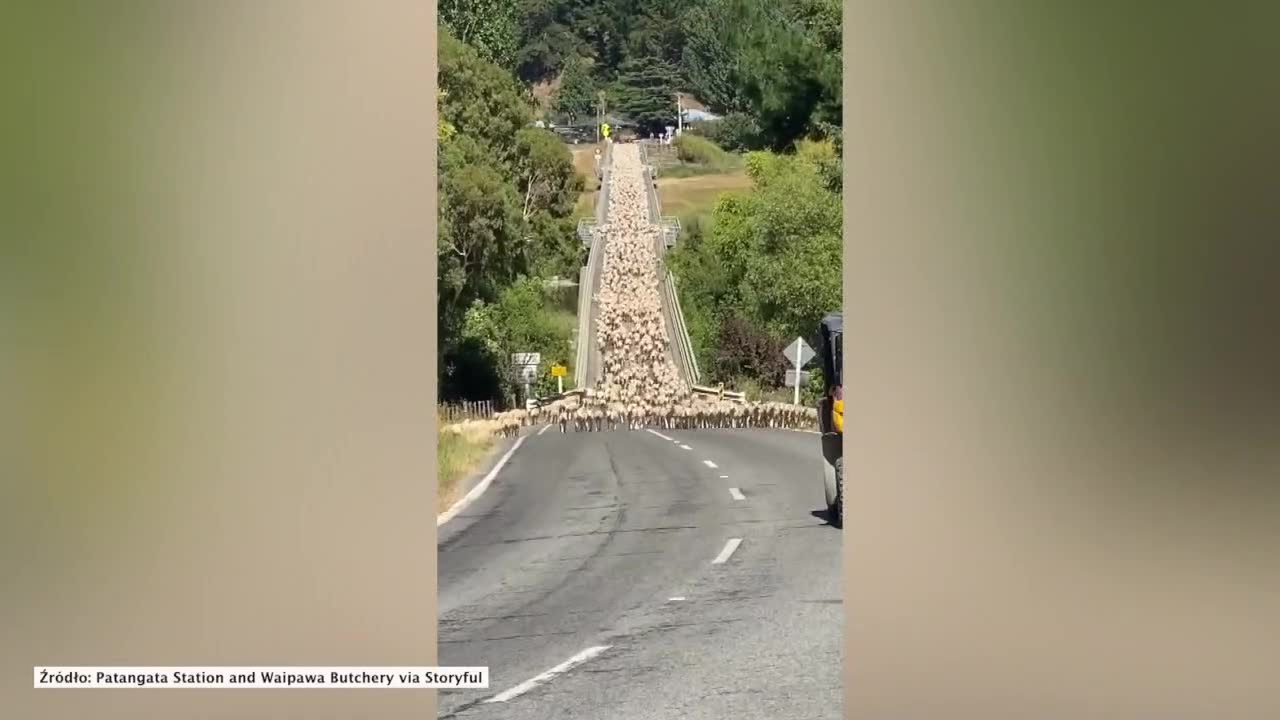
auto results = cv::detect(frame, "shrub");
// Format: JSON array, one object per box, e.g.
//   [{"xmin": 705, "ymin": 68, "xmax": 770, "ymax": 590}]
[
  {"xmin": 712, "ymin": 314, "xmax": 787, "ymax": 386},
  {"xmin": 703, "ymin": 112, "xmax": 765, "ymax": 152},
  {"xmin": 673, "ymin": 133, "xmax": 735, "ymax": 169}
]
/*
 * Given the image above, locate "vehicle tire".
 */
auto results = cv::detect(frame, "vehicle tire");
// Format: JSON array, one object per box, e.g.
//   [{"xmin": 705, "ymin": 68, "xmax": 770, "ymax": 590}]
[{"xmin": 833, "ymin": 457, "xmax": 844, "ymax": 528}]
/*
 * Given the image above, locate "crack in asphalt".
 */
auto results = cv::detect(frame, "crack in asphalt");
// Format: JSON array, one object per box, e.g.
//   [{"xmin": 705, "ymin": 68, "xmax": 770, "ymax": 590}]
[{"xmin": 439, "ymin": 629, "xmax": 579, "ymax": 644}]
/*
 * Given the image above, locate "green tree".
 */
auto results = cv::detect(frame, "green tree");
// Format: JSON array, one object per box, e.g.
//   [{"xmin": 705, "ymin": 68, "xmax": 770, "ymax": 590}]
[
  {"xmin": 729, "ymin": 0, "xmax": 841, "ymax": 149},
  {"xmin": 680, "ymin": 0, "xmax": 746, "ymax": 113},
  {"xmin": 438, "ymin": 89, "xmax": 456, "ymax": 141},
  {"xmin": 459, "ymin": 277, "xmax": 574, "ymax": 404},
  {"xmin": 440, "ymin": 0, "xmax": 520, "ymax": 67},
  {"xmin": 552, "ymin": 56, "xmax": 596, "ymax": 124},
  {"xmin": 438, "ymin": 136, "xmax": 525, "ymax": 320},
  {"xmin": 514, "ymin": 126, "xmax": 585, "ymax": 277},
  {"xmin": 515, "ymin": 0, "xmax": 587, "ymax": 83},
  {"xmin": 439, "ymin": 27, "xmax": 587, "ymax": 401},
  {"xmin": 440, "ymin": 31, "xmax": 533, "ymax": 172},
  {"xmin": 624, "ymin": 0, "xmax": 686, "ymax": 69},
  {"xmin": 668, "ymin": 140, "xmax": 842, "ymax": 380},
  {"xmin": 613, "ymin": 55, "xmax": 677, "ymax": 134},
  {"xmin": 514, "ymin": 127, "xmax": 582, "ymax": 219}
]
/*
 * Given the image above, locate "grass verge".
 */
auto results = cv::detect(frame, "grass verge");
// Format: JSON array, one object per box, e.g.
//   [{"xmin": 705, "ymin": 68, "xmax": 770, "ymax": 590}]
[
  {"xmin": 437, "ymin": 425, "xmax": 497, "ymax": 512},
  {"xmin": 656, "ymin": 171, "xmax": 752, "ymax": 219}
]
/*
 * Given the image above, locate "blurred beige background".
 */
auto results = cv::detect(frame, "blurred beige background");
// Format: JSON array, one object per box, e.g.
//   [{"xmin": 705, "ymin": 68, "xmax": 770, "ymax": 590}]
[
  {"xmin": 845, "ymin": 3, "xmax": 1279, "ymax": 718},
  {"xmin": 2, "ymin": 2, "xmax": 438, "ymax": 718}
]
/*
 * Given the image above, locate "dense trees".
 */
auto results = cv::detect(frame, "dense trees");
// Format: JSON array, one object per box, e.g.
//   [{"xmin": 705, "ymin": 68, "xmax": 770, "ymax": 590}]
[
  {"xmin": 439, "ymin": 31, "xmax": 583, "ymax": 404},
  {"xmin": 552, "ymin": 57, "xmax": 597, "ymax": 125},
  {"xmin": 518, "ymin": 0, "xmax": 840, "ymax": 149},
  {"xmin": 440, "ymin": 2, "xmax": 843, "ymax": 403},
  {"xmin": 612, "ymin": 56, "xmax": 678, "ymax": 134},
  {"xmin": 439, "ymin": 0, "xmax": 520, "ymax": 67},
  {"xmin": 667, "ymin": 140, "xmax": 842, "ymax": 395}
]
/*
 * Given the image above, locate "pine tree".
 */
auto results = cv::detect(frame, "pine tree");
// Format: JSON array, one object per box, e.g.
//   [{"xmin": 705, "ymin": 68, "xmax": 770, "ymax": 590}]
[{"xmin": 613, "ymin": 55, "xmax": 677, "ymax": 134}]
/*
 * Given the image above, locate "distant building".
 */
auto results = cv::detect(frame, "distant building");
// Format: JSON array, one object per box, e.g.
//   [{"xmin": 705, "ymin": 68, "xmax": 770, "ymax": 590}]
[{"xmin": 680, "ymin": 108, "xmax": 722, "ymax": 124}]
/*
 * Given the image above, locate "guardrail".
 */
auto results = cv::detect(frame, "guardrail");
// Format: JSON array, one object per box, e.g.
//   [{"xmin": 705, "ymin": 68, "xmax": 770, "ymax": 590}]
[
  {"xmin": 643, "ymin": 164, "xmax": 701, "ymax": 387},
  {"xmin": 638, "ymin": 139, "xmax": 678, "ymax": 170},
  {"xmin": 574, "ymin": 142, "xmax": 611, "ymax": 389},
  {"xmin": 690, "ymin": 385, "xmax": 746, "ymax": 402}
]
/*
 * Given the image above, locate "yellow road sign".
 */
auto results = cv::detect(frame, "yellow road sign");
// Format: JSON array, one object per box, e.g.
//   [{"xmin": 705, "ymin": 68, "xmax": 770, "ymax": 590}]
[
  {"xmin": 550, "ymin": 364, "xmax": 568, "ymax": 377},
  {"xmin": 601, "ymin": 123, "xmax": 611, "ymax": 138}
]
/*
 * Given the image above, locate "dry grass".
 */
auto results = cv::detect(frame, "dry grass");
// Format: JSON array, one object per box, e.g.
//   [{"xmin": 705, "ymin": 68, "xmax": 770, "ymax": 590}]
[
  {"xmin": 571, "ymin": 145, "xmax": 603, "ymax": 219},
  {"xmin": 437, "ymin": 423, "xmax": 497, "ymax": 512},
  {"xmin": 656, "ymin": 171, "xmax": 752, "ymax": 219}
]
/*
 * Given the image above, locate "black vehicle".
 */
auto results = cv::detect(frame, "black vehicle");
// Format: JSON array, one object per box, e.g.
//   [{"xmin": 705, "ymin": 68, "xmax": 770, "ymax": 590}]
[{"xmin": 818, "ymin": 312, "xmax": 844, "ymax": 527}]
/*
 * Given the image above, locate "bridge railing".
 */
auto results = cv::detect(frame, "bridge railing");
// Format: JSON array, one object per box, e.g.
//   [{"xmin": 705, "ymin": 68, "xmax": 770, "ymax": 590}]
[
  {"xmin": 574, "ymin": 142, "xmax": 611, "ymax": 389},
  {"xmin": 642, "ymin": 164, "xmax": 701, "ymax": 387}
]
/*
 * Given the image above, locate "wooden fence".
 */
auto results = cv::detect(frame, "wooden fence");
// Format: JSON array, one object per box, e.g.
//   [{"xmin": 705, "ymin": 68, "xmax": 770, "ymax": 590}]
[{"xmin": 438, "ymin": 400, "xmax": 497, "ymax": 424}]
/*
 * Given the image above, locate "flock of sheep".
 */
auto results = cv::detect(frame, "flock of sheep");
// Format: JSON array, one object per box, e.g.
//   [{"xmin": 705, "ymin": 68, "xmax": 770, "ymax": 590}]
[
  {"xmin": 592, "ymin": 144, "xmax": 693, "ymax": 412},
  {"xmin": 515, "ymin": 145, "xmax": 816, "ymax": 436},
  {"xmin": 444, "ymin": 143, "xmax": 820, "ymax": 440},
  {"xmin": 478, "ymin": 398, "xmax": 818, "ymax": 436}
]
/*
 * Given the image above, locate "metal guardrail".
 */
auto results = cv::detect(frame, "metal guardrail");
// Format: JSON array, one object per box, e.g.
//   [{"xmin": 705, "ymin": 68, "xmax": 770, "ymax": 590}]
[
  {"xmin": 577, "ymin": 218, "xmax": 597, "ymax": 246},
  {"xmin": 574, "ymin": 142, "xmax": 611, "ymax": 389},
  {"xmin": 660, "ymin": 269, "xmax": 700, "ymax": 385},
  {"xmin": 642, "ymin": 164, "xmax": 700, "ymax": 387},
  {"xmin": 658, "ymin": 216, "xmax": 680, "ymax": 248},
  {"xmin": 638, "ymin": 139, "xmax": 678, "ymax": 170},
  {"xmin": 666, "ymin": 268, "xmax": 700, "ymax": 381}
]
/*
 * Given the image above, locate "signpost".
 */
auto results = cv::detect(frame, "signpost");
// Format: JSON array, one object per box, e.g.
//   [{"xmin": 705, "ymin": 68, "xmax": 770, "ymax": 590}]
[
  {"xmin": 512, "ymin": 352, "xmax": 541, "ymax": 403},
  {"xmin": 782, "ymin": 337, "xmax": 816, "ymax": 405},
  {"xmin": 785, "ymin": 369, "xmax": 811, "ymax": 388},
  {"xmin": 550, "ymin": 364, "xmax": 568, "ymax": 394}
]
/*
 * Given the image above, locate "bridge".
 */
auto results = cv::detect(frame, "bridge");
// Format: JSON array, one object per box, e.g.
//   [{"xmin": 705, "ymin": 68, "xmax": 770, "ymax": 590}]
[{"xmin": 572, "ymin": 140, "xmax": 744, "ymax": 402}]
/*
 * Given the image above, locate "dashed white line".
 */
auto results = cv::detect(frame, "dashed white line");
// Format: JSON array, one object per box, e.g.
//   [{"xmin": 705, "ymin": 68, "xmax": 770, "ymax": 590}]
[
  {"xmin": 703, "ymin": 460, "xmax": 718, "ymax": 468},
  {"xmin": 711, "ymin": 538, "xmax": 743, "ymax": 565},
  {"xmin": 719, "ymin": 474, "xmax": 729, "ymax": 479},
  {"xmin": 667, "ymin": 596, "xmax": 686, "ymax": 602},
  {"xmin": 483, "ymin": 645, "xmax": 612, "ymax": 704},
  {"xmin": 645, "ymin": 428, "xmax": 675, "ymax": 442},
  {"xmin": 679, "ymin": 444, "xmax": 693, "ymax": 450},
  {"xmin": 729, "ymin": 487, "xmax": 745, "ymax": 500},
  {"xmin": 537, "ymin": 424, "xmax": 552, "ymax": 436}
]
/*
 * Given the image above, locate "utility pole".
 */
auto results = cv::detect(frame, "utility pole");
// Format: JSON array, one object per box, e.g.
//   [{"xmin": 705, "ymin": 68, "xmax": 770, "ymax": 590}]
[
  {"xmin": 676, "ymin": 93, "xmax": 683, "ymax": 137},
  {"xmin": 596, "ymin": 90, "xmax": 606, "ymax": 144}
]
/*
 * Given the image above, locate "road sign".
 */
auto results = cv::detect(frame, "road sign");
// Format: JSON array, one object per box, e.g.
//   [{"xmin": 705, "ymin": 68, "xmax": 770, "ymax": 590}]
[
  {"xmin": 783, "ymin": 337, "xmax": 815, "ymax": 405},
  {"xmin": 550, "ymin": 365, "xmax": 567, "ymax": 377},
  {"xmin": 511, "ymin": 352, "xmax": 541, "ymax": 368},
  {"xmin": 512, "ymin": 352, "xmax": 541, "ymax": 401},
  {"xmin": 785, "ymin": 369, "xmax": 811, "ymax": 388},
  {"xmin": 782, "ymin": 338, "xmax": 815, "ymax": 369},
  {"xmin": 601, "ymin": 123, "xmax": 611, "ymax": 138}
]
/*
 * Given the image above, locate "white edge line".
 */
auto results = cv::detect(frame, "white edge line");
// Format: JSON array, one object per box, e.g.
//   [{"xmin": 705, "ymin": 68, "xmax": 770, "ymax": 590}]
[
  {"xmin": 537, "ymin": 423, "xmax": 551, "ymax": 436},
  {"xmin": 703, "ymin": 459, "xmax": 718, "ymax": 468},
  {"xmin": 729, "ymin": 487, "xmax": 745, "ymax": 500},
  {"xmin": 483, "ymin": 645, "xmax": 612, "ymax": 704},
  {"xmin": 437, "ymin": 435, "xmax": 525, "ymax": 527},
  {"xmin": 711, "ymin": 537, "xmax": 743, "ymax": 564}
]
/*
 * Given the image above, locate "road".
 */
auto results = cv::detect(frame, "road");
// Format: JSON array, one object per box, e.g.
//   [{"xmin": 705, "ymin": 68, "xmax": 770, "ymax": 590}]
[{"xmin": 438, "ymin": 426, "xmax": 843, "ymax": 719}]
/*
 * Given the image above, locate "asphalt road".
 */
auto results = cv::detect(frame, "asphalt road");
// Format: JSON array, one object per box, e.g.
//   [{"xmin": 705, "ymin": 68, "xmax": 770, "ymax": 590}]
[{"xmin": 438, "ymin": 426, "xmax": 843, "ymax": 719}]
